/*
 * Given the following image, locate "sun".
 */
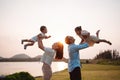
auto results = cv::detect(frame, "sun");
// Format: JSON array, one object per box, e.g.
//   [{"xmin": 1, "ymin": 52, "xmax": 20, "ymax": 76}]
[{"xmin": 51, "ymin": 35, "xmax": 66, "ymax": 45}]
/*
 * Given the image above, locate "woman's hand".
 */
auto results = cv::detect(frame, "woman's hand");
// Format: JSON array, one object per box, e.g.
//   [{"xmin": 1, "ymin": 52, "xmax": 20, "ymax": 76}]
[{"xmin": 37, "ymin": 35, "xmax": 44, "ymax": 51}]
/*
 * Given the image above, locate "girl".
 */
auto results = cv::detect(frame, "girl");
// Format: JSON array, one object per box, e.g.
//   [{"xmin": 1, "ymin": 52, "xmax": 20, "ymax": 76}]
[
  {"xmin": 75, "ymin": 26, "xmax": 112, "ymax": 46},
  {"xmin": 37, "ymin": 36, "xmax": 63, "ymax": 80}
]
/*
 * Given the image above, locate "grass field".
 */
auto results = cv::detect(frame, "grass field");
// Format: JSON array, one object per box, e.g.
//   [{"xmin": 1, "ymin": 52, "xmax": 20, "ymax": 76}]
[{"xmin": 35, "ymin": 64, "xmax": 120, "ymax": 80}]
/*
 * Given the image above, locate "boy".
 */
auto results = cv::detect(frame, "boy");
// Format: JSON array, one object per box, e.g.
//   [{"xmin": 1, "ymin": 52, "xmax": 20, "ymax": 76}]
[{"xmin": 21, "ymin": 26, "xmax": 51, "ymax": 49}]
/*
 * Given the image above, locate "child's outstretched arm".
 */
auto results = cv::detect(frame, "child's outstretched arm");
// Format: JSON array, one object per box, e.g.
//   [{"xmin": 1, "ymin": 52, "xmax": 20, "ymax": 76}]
[{"xmin": 44, "ymin": 35, "xmax": 51, "ymax": 39}]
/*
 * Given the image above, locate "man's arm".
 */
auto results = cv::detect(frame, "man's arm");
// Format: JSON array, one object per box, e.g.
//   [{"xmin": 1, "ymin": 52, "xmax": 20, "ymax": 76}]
[{"xmin": 77, "ymin": 43, "xmax": 89, "ymax": 50}]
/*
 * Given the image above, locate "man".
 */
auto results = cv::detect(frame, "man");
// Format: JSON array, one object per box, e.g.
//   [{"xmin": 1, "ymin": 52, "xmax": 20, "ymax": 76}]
[{"xmin": 65, "ymin": 36, "xmax": 89, "ymax": 80}]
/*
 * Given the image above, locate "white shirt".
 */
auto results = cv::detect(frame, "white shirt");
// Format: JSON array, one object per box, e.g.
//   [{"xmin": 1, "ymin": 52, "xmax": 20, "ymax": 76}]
[
  {"xmin": 81, "ymin": 30, "xmax": 99, "ymax": 46},
  {"xmin": 31, "ymin": 32, "xmax": 46, "ymax": 42},
  {"xmin": 40, "ymin": 47, "xmax": 56, "ymax": 66},
  {"xmin": 81, "ymin": 30, "xmax": 90, "ymax": 36},
  {"xmin": 40, "ymin": 32, "xmax": 46, "ymax": 37}
]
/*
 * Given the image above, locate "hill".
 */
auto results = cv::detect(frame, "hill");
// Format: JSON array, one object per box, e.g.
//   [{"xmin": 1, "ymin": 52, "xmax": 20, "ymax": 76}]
[
  {"xmin": 0, "ymin": 54, "xmax": 42, "ymax": 62},
  {"xmin": 0, "ymin": 56, "xmax": 3, "ymax": 59},
  {"xmin": 11, "ymin": 53, "xmax": 31, "ymax": 59}
]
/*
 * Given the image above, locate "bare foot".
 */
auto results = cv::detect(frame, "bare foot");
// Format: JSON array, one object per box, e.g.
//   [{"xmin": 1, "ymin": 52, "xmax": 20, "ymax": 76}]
[
  {"xmin": 96, "ymin": 30, "xmax": 100, "ymax": 35},
  {"xmin": 24, "ymin": 45, "xmax": 27, "ymax": 50},
  {"xmin": 107, "ymin": 41, "xmax": 112, "ymax": 45},
  {"xmin": 21, "ymin": 40, "xmax": 24, "ymax": 44}
]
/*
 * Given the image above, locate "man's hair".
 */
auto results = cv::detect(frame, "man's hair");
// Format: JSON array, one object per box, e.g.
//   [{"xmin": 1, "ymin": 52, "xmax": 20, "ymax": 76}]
[
  {"xmin": 40, "ymin": 26, "xmax": 46, "ymax": 32},
  {"xmin": 65, "ymin": 36, "xmax": 71, "ymax": 44}
]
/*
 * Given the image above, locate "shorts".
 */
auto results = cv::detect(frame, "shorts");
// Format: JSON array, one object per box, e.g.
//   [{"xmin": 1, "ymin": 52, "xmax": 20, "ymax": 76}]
[
  {"xmin": 31, "ymin": 36, "xmax": 38, "ymax": 42},
  {"xmin": 86, "ymin": 35, "xmax": 99, "ymax": 46}
]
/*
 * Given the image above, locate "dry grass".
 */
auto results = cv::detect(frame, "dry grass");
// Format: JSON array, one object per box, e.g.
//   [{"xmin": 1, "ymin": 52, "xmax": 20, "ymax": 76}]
[{"xmin": 35, "ymin": 64, "xmax": 120, "ymax": 80}]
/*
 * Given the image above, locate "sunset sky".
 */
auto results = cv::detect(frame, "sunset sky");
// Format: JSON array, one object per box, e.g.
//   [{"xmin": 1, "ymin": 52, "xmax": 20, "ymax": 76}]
[{"xmin": 0, "ymin": 0, "xmax": 120, "ymax": 59}]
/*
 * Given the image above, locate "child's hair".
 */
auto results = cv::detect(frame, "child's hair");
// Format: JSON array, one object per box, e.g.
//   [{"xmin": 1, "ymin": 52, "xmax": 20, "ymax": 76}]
[
  {"xmin": 40, "ymin": 26, "xmax": 46, "ymax": 32},
  {"xmin": 55, "ymin": 42, "xmax": 64, "ymax": 59},
  {"xmin": 75, "ymin": 26, "xmax": 82, "ymax": 32}
]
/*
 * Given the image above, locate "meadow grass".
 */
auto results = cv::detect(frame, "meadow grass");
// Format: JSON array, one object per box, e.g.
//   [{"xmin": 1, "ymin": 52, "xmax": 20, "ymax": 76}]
[{"xmin": 35, "ymin": 64, "xmax": 120, "ymax": 80}]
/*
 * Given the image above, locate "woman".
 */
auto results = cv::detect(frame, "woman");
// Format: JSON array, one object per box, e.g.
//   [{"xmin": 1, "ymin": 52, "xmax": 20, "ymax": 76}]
[{"xmin": 37, "ymin": 36, "xmax": 64, "ymax": 80}]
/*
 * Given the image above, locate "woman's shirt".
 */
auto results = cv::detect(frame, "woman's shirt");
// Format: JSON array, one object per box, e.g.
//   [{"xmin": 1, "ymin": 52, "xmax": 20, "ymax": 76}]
[{"xmin": 40, "ymin": 47, "xmax": 56, "ymax": 66}]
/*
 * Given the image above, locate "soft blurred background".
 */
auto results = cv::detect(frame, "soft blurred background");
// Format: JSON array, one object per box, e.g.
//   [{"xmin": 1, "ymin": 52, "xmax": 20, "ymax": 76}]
[{"xmin": 0, "ymin": 0, "xmax": 120, "ymax": 59}]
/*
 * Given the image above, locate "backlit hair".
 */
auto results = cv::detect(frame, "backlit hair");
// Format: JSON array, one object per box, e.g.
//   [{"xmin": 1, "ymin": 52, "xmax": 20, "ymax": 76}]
[
  {"xmin": 55, "ymin": 42, "xmax": 64, "ymax": 59},
  {"xmin": 65, "ymin": 36, "xmax": 71, "ymax": 44}
]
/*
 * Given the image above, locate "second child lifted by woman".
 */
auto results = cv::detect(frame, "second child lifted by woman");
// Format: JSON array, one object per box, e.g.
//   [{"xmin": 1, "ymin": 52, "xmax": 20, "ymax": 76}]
[{"xmin": 21, "ymin": 26, "xmax": 51, "ymax": 49}]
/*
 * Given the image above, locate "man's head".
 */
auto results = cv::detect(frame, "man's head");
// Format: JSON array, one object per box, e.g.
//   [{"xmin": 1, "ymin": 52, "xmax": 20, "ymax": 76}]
[{"xmin": 65, "ymin": 36, "xmax": 75, "ymax": 44}]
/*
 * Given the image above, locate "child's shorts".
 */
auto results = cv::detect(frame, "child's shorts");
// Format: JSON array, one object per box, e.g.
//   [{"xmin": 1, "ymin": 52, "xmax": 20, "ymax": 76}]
[
  {"xmin": 86, "ymin": 35, "xmax": 99, "ymax": 46},
  {"xmin": 31, "ymin": 36, "xmax": 38, "ymax": 42}
]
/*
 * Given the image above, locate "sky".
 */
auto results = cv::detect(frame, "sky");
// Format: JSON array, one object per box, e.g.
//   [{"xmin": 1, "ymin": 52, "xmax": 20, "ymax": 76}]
[{"xmin": 0, "ymin": 0, "xmax": 120, "ymax": 59}]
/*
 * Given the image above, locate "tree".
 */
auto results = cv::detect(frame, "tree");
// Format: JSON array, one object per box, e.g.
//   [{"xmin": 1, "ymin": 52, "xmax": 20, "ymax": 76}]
[
  {"xmin": 113, "ymin": 49, "xmax": 119, "ymax": 60},
  {"xmin": 3, "ymin": 72, "xmax": 35, "ymax": 80},
  {"xmin": 94, "ymin": 49, "xmax": 120, "ymax": 60}
]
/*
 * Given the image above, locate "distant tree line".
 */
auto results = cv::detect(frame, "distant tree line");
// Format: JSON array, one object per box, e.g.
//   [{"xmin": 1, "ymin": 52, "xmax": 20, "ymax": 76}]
[
  {"xmin": 0, "ymin": 58, "xmax": 40, "ymax": 62},
  {"xmin": 94, "ymin": 49, "xmax": 120, "ymax": 60},
  {"xmin": 93, "ymin": 49, "xmax": 120, "ymax": 65}
]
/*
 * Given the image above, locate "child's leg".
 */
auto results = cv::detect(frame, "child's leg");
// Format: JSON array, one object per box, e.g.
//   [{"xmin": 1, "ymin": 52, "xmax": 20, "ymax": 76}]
[
  {"xmin": 24, "ymin": 42, "xmax": 35, "ymax": 49},
  {"xmin": 21, "ymin": 39, "xmax": 29, "ymax": 44},
  {"xmin": 96, "ymin": 39, "xmax": 112, "ymax": 45},
  {"xmin": 21, "ymin": 39, "xmax": 33, "ymax": 44},
  {"xmin": 96, "ymin": 30, "xmax": 100, "ymax": 38}
]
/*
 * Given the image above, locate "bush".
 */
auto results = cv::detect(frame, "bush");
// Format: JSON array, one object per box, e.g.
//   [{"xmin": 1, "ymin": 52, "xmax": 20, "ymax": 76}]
[
  {"xmin": 94, "ymin": 59, "xmax": 120, "ymax": 65},
  {"xmin": 3, "ymin": 72, "xmax": 35, "ymax": 80}
]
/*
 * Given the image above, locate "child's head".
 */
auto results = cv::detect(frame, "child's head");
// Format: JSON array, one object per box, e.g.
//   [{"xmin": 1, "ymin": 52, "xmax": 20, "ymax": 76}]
[
  {"xmin": 40, "ymin": 26, "xmax": 47, "ymax": 33},
  {"xmin": 75, "ymin": 26, "xmax": 82, "ymax": 35}
]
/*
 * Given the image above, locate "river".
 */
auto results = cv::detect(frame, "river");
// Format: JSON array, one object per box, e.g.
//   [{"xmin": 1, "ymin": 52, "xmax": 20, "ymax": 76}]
[{"xmin": 0, "ymin": 62, "xmax": 67, "ymax": 77}]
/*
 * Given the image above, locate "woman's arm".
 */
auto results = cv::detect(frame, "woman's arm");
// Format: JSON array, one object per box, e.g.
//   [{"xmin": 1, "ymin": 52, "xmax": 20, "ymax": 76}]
[
  {"xmin": 53, "ymin": 57, "xmax": 68, "ymax": 63},
  {"xmin": 62, "ymin": 57, "xmax": 68, "ymax": 63},
  {"xmin": 37, "ymin": 35, "xmax": 44, "ymax": 51}
]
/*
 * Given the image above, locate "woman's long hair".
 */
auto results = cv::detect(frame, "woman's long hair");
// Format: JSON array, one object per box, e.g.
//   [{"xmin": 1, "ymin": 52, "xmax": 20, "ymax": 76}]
[{"xmin": 55, "ymin": 42, "xmax": 64, "ymax": 59}]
